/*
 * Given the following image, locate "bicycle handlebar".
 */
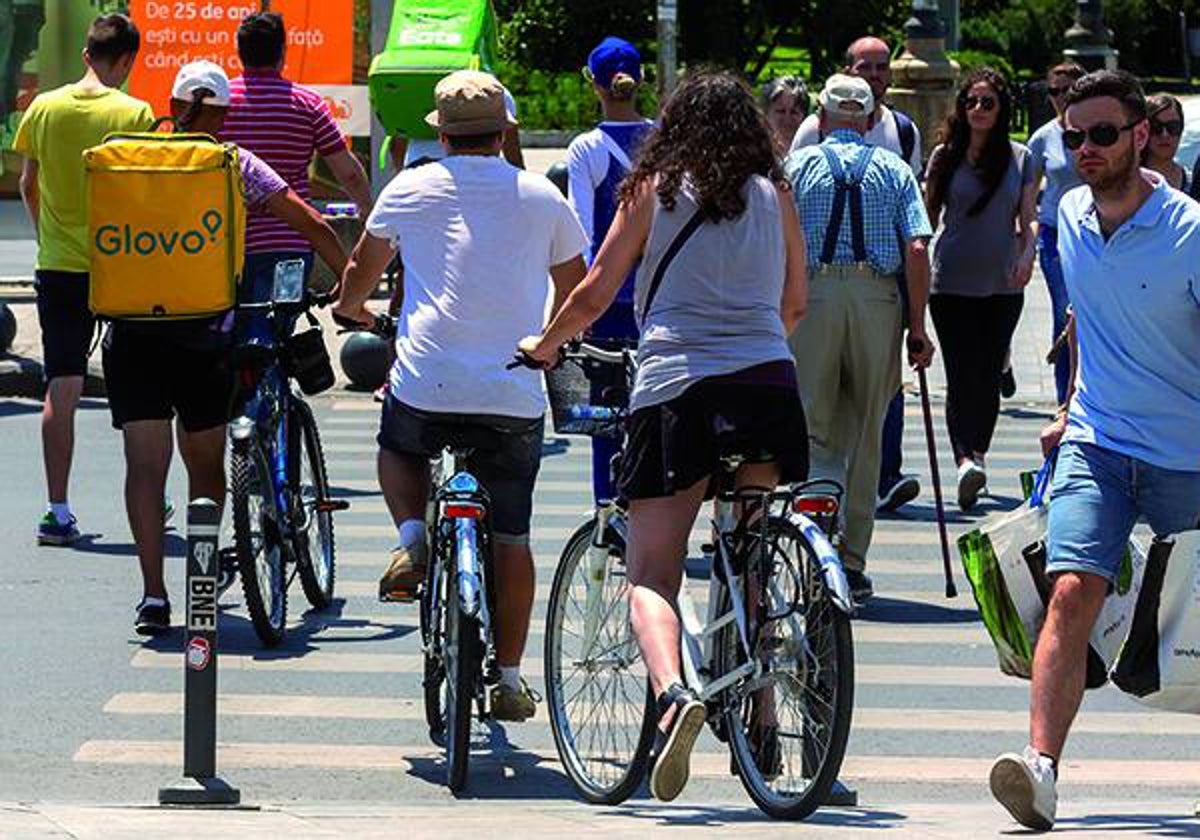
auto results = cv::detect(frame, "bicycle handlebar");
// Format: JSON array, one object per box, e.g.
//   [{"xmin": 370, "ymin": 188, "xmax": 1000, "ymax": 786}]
[
  {"xmin": 332, "ymin": 310, "xmax": 397, "ymax": 339},
  {"xmin": 507, "ymin": 339, "xmax": 633, "ymax": 371}
]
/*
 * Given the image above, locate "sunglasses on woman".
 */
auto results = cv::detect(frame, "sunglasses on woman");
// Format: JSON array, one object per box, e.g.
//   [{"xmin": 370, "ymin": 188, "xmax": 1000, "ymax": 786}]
[
  {"xmin": 964, "ymin": 95, "xmax": 996, "ymax": 112},
  {"xmin": 1062, "ymin": 119, "xmax": 1142, "ymax": 150},
  {"xmin": 1149, "ymin": 118, "xmax": 1184, "ymax": 138},
  {"xmin": 1047, "ymin": 85, "xmax": 1070, "ymax": 98}
]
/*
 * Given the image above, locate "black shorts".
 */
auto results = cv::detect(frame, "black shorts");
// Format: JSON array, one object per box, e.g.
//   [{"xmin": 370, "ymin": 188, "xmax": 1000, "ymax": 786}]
[
  {"xmin": 102, "ymin": 323, "xmax": 235, "ymax": 432},
  {"xmin": 35, "ymin": 270, "xmax": 96, "ymax": 380},
  {"xmin": 619, "ymin": 376, "xmax": 809, "ymax": 500},
  {"xmin": 377, "ymin": 395, "xmax": 543, "ymax": 542}
]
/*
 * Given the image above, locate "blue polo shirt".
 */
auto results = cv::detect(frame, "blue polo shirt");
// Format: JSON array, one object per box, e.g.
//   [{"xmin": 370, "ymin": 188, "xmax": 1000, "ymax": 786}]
[{"xmin": 1057, "ymin": 175, "xmax": 1200, "ymax": 472}]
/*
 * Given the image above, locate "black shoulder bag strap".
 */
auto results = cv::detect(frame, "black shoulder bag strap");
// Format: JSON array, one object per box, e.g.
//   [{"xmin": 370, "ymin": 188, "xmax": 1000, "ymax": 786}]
[{"xmin": 638, "ymin": 206, "xmax": 707, "ymax": 324}]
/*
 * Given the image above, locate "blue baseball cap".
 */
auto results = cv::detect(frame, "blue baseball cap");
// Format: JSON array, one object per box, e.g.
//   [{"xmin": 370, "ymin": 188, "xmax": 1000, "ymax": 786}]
[{"xmin": 587, "ymin": 37, "xmax": 642, "ymax": 89}]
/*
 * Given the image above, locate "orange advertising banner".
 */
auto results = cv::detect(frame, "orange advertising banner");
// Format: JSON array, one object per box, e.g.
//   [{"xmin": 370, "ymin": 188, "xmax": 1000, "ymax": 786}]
[{"xmin": 128, "ymin": 0, "xmax": 354, "ymax": 116}]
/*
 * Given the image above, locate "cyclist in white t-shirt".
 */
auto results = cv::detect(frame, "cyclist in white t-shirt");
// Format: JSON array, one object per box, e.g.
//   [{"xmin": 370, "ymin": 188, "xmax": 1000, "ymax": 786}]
[{"xmin": 333, "ymin": 71, "xmax": 588, "ymax": 722}]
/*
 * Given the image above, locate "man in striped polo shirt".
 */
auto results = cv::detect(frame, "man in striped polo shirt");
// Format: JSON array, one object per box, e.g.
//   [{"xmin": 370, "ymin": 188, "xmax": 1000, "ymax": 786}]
[{"xmin": 221, "ymin": 12, "xmax": 372, "ymax": 332}]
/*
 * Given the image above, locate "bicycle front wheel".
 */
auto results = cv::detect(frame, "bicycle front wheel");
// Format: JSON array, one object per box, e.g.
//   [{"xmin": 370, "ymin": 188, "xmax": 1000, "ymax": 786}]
[
  {"xmin": 444, "ymin": 564, "xmax": 480, "ymax": 794},
  {"xmin": 230, "ymin": 438, "xmax": 288, "ymax": 646},
  {"xmin": 545, "ymin": 517, "xmax": 655, "ymax": 805},
  {"xmin": 720, "ymin": 516, "xmax": 854, "ymax": 820},
  {"xmin": 291, "ymin": 399, "xmax": 336, "ymax": 609}
]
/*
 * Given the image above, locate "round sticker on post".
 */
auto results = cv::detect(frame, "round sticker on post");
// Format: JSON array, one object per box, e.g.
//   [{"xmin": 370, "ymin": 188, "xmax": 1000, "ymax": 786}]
[{"xmin": 186, "ymin": 636, "xmax": 212, "ymax": 671}]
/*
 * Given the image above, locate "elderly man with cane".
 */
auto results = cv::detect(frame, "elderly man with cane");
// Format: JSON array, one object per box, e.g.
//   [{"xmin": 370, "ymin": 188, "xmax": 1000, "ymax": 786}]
[{"xmin": 785, "ymin": 74, "xmax": 935, "ymax": 604}]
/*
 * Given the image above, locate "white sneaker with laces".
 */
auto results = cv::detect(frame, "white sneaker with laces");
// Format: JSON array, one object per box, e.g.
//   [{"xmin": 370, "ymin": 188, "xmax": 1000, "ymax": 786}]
[
  {"xmin": 990, "ymin": 745, "xmax": 1057, "ymax": 831},
  {"xmin": 957, "ymin": 459, "xmax": 987, "ymax": 510}
]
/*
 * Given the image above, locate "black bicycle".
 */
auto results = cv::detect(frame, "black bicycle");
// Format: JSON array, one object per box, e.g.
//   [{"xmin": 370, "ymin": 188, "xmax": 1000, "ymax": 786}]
[{"xmin": 227, "ymin": 266, "xmax": 347, "ymax": 646}]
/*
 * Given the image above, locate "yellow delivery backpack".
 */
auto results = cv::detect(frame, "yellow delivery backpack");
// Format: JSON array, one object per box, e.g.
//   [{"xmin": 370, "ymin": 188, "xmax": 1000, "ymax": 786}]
[{"xmin": 85, "ymin": 132, "xmax": 245, "ymax": 320}]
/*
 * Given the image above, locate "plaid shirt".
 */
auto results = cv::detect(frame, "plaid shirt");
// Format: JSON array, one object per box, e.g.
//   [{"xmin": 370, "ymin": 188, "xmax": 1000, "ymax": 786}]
[{"xmin": 786, "ymin": 129, "xmax": 932, "ymax": 275}]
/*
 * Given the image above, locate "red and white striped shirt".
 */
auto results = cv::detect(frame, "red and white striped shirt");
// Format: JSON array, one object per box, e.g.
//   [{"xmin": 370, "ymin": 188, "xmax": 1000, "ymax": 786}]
[{"xmin": 221, "ymin": 69, "xmax": 347, "ymax": 254}]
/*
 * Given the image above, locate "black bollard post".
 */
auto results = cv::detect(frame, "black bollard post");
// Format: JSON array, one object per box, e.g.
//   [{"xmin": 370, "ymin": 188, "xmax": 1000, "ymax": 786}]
[{"xmin": 159, "ymin": 498, "xmax": 240, "ymax": 806}]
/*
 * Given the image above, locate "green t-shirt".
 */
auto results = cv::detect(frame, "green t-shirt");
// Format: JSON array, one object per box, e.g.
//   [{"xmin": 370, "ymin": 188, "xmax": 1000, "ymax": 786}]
[{"xmin": 12, "ymin": 84, "xmax": 154, "ymax": 273}]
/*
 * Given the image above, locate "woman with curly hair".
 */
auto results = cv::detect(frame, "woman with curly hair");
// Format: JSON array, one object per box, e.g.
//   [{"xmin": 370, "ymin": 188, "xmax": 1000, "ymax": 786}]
[
  {"xmin": 924, "ymin": 68, "xmax": 1037, "ymax": 510},
  {"xmin": 518, "ymin": 70, "xmax": 809, "ymax": 802}
]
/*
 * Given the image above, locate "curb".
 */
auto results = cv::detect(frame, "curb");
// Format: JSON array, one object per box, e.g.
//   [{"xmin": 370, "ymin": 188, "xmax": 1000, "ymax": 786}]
[{"xmin": 0, "ymin": 355, "xmax": 106, "ymax": 399}]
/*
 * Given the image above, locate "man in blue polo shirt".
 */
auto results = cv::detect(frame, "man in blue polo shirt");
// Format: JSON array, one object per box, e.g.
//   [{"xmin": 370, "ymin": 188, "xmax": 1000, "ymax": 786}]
[{"xmin": 989, "ymin": 70, "xmax": 1200, "ymax": 832}]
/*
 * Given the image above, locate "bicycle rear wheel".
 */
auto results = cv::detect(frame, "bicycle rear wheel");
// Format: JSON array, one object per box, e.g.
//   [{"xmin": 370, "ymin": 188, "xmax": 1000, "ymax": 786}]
[
  {"xmin": 545, "ymin": 517, "xmax": 655, "ymax": 805},
  {"xmin": 230, "ymin": 438, "xmax": 288, "ymax": 646},
  {"xmin": 291, "ymin": 400, "xmax": 336, "ymax": 609},
  {"xmin": 444, "ymin": 562, "xmax": 480, "ymax": 793},
  {"xmin": 719, "ymin": 516, "xmax": 854, "ymax": 820}
]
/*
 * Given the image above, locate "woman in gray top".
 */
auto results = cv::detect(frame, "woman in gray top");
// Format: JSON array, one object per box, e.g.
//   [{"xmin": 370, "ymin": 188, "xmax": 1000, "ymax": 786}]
[
  {"xmin": 518, "ymin": 71, "xmax": 808, "ymax": 803},
  {"xmin": 925, "ymin": 68, "xmax": 1037, "ymax": 511}
]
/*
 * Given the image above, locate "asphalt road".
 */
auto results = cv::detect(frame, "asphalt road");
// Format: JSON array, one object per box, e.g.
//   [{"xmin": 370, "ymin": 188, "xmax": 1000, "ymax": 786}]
[{"xmin": 1, "ymin": 387, "xmax": 1196, "ymax": 834}]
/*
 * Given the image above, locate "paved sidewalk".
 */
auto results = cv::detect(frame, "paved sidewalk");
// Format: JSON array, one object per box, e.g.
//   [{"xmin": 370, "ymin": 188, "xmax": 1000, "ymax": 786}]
[{"xmin": 3, "ymin": 799, "xmax": 1196, "ymax": 839}]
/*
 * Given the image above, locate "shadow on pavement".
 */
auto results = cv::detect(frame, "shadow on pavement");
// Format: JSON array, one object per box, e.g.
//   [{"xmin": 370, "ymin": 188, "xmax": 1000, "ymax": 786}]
[
  {"xmin": 328, "ymin": 484, "xmax": 381, "ymax": 498},
  {"xmin": 74, "ymin": 532, "xmax": 188, "ymax": 557},
  {"xmin": 405, "ymin": 724, "xmax": 579, "ymax": 801},
  {"xmin": 1000, "ymin": 406, "xmax": 1055, "ymax": 421},
  {"xmin": 605, "ymin": 803, "xmax": 906, "ymax": 829},
  {"xmin": 1021, "ymin": 812, "xmax": 1200, "ymax": 836},
  {"xmin": 856, "ymin": 595, "xmax": 978, "ymax": 624},
  {"xmin": 542, "ymin": 437, "xmax": 571, "ymax": 457}
]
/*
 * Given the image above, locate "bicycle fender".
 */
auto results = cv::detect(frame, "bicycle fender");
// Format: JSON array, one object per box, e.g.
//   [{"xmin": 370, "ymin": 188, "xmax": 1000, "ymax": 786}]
[
  {"xmin": 455, "ymin": 518, "xmax": 483, "ymax": 618},
  {"xmin": 788, "ymin": 512, "xmax": 855, "ymax": 614}
]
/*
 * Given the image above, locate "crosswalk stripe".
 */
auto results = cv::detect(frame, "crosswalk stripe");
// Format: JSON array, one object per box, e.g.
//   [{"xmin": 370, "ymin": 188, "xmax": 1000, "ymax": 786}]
[
  {"xmin": 321, "ymin": 442, "xmax": 1041, "ymax": 460},
  {"xmin": 131, "ymin": 651, "xmax": 1009, "ymax": 685},
  {"xmin": 71, "ymin": 740, "xmax": 1193, "ymax": 786},
  {"xmin": 101, "ymin": 693, "xmax": 1200, "ymax": 735}
]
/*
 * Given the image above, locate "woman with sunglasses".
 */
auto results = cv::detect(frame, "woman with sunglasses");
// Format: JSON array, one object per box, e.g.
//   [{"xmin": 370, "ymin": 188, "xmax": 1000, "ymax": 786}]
[
  {"xmin": 566, "ymin": 37, "xmax": 655, "ymax": 509},
  {"xmin": 1140, "ymin": 94, "xmax": 1190, "ymax": 194},
  {"xmin": 1027, "ymin": 62, "xmax": 1086, "ymax": 407},
  {"xmin": 924, "ymin": 68, "xmax": 1037, "ymax": 511}
]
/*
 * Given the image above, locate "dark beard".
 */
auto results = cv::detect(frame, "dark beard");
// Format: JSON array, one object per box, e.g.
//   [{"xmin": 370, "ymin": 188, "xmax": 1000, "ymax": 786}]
[{"xmin": 1089, "ymin": 141, "xmax": 1139, "ymax": 197}]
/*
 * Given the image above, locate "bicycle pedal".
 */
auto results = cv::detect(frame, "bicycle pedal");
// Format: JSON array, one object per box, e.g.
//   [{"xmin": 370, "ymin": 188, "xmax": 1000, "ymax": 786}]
[
  {"xmin": 378, "ymin": 586, "xmax": 418, "ymax": 603},
  {"xmin": 316, "ymin": 499, "xmax": 350, "ymax": 513}
]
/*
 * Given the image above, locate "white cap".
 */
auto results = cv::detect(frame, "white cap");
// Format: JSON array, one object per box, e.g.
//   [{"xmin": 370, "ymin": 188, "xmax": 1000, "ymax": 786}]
[
  {"xmin": 171, "ymin": 60, "xmax": 231, "ymax": 107},
  {"xmin": 819, "ymin": 74, "xmax": 874, "ymax": 118}
]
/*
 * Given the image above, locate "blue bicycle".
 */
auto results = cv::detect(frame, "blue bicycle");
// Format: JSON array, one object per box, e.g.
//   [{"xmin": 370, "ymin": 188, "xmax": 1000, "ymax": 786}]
[{"xmin": 228, "ymin": 264, "xmax": 347, "ymax": 646}]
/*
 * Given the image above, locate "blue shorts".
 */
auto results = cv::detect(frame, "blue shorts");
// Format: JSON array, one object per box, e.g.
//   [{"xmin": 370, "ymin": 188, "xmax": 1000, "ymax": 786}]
[{"xmin": 1047, "ymin": 441, "xmax": 1200, "ymax": 583}]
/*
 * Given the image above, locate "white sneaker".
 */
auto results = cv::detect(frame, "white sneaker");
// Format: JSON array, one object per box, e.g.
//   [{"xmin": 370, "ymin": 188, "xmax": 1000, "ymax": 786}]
[
  {"xmin": 957, "ymin": 459, "xmax": 987, "ymax": 511},
  {"xmin": 990, "ymin": 746, "xmax": 1057, "ymax": 831}
]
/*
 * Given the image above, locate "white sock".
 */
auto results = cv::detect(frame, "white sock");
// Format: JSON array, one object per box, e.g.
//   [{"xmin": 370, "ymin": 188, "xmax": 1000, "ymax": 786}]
[
  {"xmin": 499, "ymin": 665, "xmax": 521, "ymax": 691},
  {"xmin": 398, "ymin": 519, "xmax": 425, "ymax": 549},
  {"xmin": 48, "ymin": 503, "xmax": 72, "ymax": 524}
]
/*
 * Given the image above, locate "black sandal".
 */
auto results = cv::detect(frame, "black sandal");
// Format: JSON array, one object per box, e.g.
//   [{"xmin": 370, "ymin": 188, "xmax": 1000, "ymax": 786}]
[{"xmin": 649, "ymin": 683, "xmax": 707, "ymax": 802}]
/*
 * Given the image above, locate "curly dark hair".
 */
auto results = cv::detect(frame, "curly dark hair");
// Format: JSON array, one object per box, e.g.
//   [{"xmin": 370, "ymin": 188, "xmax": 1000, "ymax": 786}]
[
  {"xmin": 618, "ymin": 70, "xmax": 784, "ymax": 222},
  {"xmin": 927, "ymin": 68, "xmax": 1014, "ymax": 218}
]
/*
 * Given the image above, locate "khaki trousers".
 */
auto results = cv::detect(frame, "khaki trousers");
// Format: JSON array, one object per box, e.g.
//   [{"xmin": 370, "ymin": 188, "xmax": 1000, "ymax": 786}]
[{"xmin": 788, "ymin": 264, "xmax": 902, "ymax": 572}]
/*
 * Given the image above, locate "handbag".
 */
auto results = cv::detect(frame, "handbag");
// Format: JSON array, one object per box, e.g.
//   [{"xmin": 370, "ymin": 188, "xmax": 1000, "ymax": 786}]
[
  {"xmin": 957, "ymin": 452, "xmax": 1147, "ymax": 687},
  {"xmin": 284, "ymin": 313, "xmax": 335, "ymax": 396},
  {"xmin": 1111, "ymin": 531, "xmax": 1200, "ymax": 713}
]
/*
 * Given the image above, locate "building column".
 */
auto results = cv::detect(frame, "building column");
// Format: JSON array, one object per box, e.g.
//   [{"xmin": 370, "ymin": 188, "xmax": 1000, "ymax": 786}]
[{"xmin": 888, "ymin": 0, "xmax": 960, "ymax": 162}]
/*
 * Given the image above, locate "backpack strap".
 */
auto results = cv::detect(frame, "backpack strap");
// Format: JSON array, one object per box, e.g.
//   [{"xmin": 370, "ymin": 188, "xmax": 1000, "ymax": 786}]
[
  {"xmin": 893, "ymin": 108, "xmax": 917, "ymax": 168},
  {"xmin": 639, "ymin": 206, "xmax": 707, "ymax": 323}
]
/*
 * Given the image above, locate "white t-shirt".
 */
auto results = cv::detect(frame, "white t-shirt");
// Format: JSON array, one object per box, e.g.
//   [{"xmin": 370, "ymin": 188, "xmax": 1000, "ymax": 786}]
[
  {"xmin": 404, "ymin": 88, "xmax": 518, "ymax": 168},
  {"xmin": 367, "ymin": 155, "xmax": 589, "ymax": 418},
  {"xmin": 789, "ymin": 105, "xmax": 923, "ymax": 174}
]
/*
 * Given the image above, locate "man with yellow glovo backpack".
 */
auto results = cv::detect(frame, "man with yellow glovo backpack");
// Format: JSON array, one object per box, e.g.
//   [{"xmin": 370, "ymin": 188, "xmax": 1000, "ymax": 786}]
[{"xmin": 88, "ymin": 61, "xmax": 348, "ymax": 637}]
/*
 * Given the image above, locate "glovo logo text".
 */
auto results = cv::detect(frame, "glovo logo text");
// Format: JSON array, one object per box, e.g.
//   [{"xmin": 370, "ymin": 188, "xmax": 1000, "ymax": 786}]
[{"xmin": 96, "ymin": 210, "xmax": 224, "ymax": 258}]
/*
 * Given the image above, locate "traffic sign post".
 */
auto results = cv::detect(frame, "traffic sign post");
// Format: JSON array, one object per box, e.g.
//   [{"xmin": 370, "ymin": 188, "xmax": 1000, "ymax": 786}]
[{"xmin": 159, "ymin": 499, "xmax": 240, "ymax": 806}]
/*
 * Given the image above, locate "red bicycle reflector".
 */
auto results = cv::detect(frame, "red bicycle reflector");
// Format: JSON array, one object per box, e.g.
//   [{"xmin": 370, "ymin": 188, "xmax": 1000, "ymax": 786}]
[
  {"xmin": 444, "ymin": 503, "xmax": 485, "ymax": 519},
  {"xmin": 794, "ymin": 496, "xmax": 838, "ymax": 515}
]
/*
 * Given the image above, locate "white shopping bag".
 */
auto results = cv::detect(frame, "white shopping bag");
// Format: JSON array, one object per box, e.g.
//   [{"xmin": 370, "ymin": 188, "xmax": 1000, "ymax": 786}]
[{"xmin": 1112, "ymin": 531, "xmax": 1200, "ymax": 714}]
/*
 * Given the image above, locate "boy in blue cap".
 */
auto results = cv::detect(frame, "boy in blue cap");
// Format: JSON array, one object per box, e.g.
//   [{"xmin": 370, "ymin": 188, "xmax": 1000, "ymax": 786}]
[{"xmin": 566, "ymin": 36, "xmax": 653, "ymax": 506}]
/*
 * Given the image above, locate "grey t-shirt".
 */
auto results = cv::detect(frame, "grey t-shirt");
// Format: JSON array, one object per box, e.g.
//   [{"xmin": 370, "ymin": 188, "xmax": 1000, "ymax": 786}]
[
  {"xmin": 930, "ymin": 142, "xmax": 1033, "ymax": 298},
  {"xmin": 1027, "ymin": 120, "xmax": 1082, "ymax": 226}
]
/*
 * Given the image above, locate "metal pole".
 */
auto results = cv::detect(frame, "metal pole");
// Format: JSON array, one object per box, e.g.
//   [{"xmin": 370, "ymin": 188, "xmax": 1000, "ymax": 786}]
[
  {"xmin": 159, "ymin": 499, "xmax": 239, "ymax": 806},
  {"xmin": 656, "ymin": 0, "xmax": 678, "ymax": 102},
  {"xmin": 370, "ymin": 0, "xmax": 394, "ymax": 197},
  {"xmin": 1182, "ymin": 12, "xmax": 1192, "ymax": 87}
]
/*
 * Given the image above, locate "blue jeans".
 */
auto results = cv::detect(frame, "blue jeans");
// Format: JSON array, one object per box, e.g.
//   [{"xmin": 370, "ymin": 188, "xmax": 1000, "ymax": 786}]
[
  {"xmin": 877, "ymin": 390, "xmax": 905, "ymax": 493},
  {"xmin": 588, "ymin": 301, "xmax": 637, "ymax": 505},
  {"xmin": 1047, "ymin": 441, "xmax": 1200, "ymax": 584},
  {"xmin": 236, "ymin": 252, "xmax": 315, "ymax": 344},
  {"xmin": 1038, "ymin": 226, "xmax": 1071, "ymax": 405}
]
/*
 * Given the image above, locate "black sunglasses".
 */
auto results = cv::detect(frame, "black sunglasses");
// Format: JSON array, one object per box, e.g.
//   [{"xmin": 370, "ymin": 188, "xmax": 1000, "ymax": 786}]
[
  {"xmin": 1047, "ymin": 85, "xmax": 1070, "ymax": 98},
  {"xmin": 1149, "ymin": 118, "xmax": 1184, "ymax": 138},
  {"xmin": 1062, "ymin": 119, "xmax": 1142, "ymax": 151},
  {"xmin": 964, "ymin": 95, "xmax": 996, "ymax": 112}
]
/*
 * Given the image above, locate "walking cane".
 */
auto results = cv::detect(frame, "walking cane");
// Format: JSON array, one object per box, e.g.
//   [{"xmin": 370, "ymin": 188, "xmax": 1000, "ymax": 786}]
[{"xmin": 907, "ymin": 335, "xmax": 957, "ymax": 598}]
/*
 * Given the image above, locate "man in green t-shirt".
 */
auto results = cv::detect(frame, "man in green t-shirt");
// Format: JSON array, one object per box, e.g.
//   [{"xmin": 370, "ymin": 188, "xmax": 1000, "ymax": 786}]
[{"xmin": 12, "ymin": 13, "xmax": 152, "ymax": 546}]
